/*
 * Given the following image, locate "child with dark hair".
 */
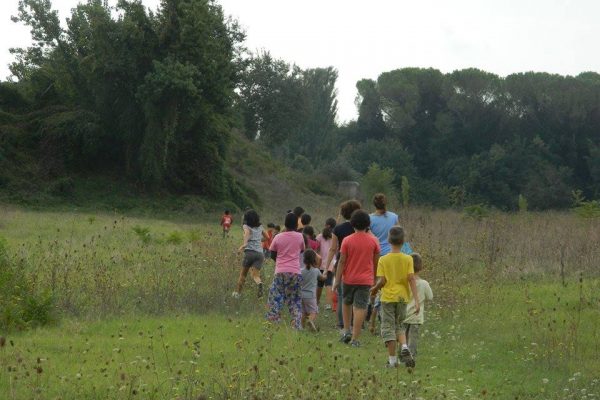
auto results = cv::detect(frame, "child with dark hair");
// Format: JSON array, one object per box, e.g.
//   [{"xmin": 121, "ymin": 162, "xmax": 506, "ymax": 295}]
[
  {"xmin": 293, "ymin": 206, "xmax": 305, "ymax": 230},
  {"xmin": 324, "ymin": 200, "xmax": 362, "ymax": 329},
  {"xmin": 333, "ymin": 209, "xmax": 380, "ymax": 347},
  {"xmin": 316, "ymin": 217, "xmax": 337, "ymax": 308},
  {"xmin": 301, "ymin": 249, "xmax": 325, "ymax": 331},
  {"xmin": 300, "ymin": 214, "xmax": 312, "ymax": 230},
  {"xmin": 220, "ymin": 210, "xmax": 233, "ymax": 238},
  {"xmin": 302, "ymin": 226, "xmax": 319, "ymax": 251},
  {"xmin": 266, "ymin": 213, "xmax": 306, "ymax": 329},
  {"xmin": 233, "ymin": 209, "xmax": 269, "ymax": 299},
  {"xmin": 370, "ymin": 226, "xmax": 419, "ymax": 368}
]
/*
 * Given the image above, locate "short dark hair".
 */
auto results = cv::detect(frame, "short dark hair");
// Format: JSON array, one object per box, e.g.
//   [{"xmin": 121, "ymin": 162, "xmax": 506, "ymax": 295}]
[
  {"xmin": 274, "ymin": 225, "xmax": 281, "ymax": 231},
  {"xmin": 350, "ymin": 209, "xmax": 370, "ymax": 231},
  {"xmin": 322, "ymin": 217, "xmax": 337, "ymax": 239},
  {"xmin": 303, "ymin": 249, "xmax": 317, "ymax": 269},
  {"xmin": 302, "ymin": 225, "xmax": 315, "ymax": 240},
  {"xmin": 284, "ymin": 213, "xmax": 298, "ymax": 231},
  {"xmin": 373, "ymin": 193, "xmax": 386, "ymax": 211},
  {"xmin": 388, "ymin": 226, "xmax": 405, "ymax": 246},
  {"xmin": 300, "ymin": 213, "xmax": 311, "ymax": 226},
  {"xmin": 292, "ymin": 206, "xmax": 305, "ymax": 218},
  {"xmin": 224, "ymin": 210, "xmax": 230, "ymax": 214},
  {"xmin": 244, "ymin": 209, "xmax": 261, "ymax": 228},
  {"xmin": 267, "ymin": 222, "xmax": 275, "ymax": 228},
  {"xmin": 411, "ymin": 253, "xmax": 422, "ymax": 272},
  {"xmin": 340, "ymin": 200, "xmax": 361, "ymax": 220}
]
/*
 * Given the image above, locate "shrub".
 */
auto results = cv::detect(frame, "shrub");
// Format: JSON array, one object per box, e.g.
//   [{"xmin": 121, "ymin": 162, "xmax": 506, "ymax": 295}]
[
  {"xmin": 360, "ymin": 163, "xmax": 397, "ymax": 203},
  {"xmin": 518, "ymin": 194, "xmax": 528, "ymax": 213},
  {"xmin": 573, "ymin": 200, "xmax": 600, "ymax": 219},
  {"xmin": 0, "ymin": 236, "xmax": 55, "ymax": 331},
  {"xmin": 166, "ymin": 231, "xmax": 184, "ymax": 244},
  {"xmin": 463, "ymin": 204, "xmax": 490, "ymax": 220},
  {"xmin": 132, "ymin": 226, "xmax": 152, "ymax": 244}
]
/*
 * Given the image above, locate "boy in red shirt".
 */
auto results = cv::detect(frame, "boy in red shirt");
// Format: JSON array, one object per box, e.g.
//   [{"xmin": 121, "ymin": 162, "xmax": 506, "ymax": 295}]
[
  {"xmin": 220, "ymin": 210, "xmax": 233, "ymax": 238},
  {"xmin": 262, "ymin": 223, "xmax": 275, "ymax": 258},
  {"xmin": 333, "ymin": 209, "xmax": 380, "ymax": 347}
]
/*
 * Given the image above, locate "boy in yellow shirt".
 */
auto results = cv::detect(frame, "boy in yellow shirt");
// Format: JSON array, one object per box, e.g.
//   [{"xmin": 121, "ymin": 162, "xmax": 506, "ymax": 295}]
[{"xmin": 370, "ymin": 226, "xmax": 419, "ymax": 368}]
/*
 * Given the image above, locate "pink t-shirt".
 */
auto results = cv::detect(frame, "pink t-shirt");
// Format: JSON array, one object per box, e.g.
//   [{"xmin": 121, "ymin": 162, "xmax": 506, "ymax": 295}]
[
  {"xmin": 270, "ymin": 231, "xmax": 305, "ymax": 274},
  {"xmin": 316, "ymin": 234, "xmax": 332, "ymax": 270}
]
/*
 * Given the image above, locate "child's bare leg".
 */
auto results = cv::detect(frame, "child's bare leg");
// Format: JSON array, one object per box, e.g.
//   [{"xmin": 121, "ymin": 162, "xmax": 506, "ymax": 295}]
[
  {"xmin": 316, "ymin": 287, "xmax": 323, "ymax": 303},
  {"xmin": 342, "ymin": 303, "xmax": 353, "ymax": 332},
  {"xmin": 386, "ymin": 340, "xmax": 397, "ymax": 356},
  {"xmin": 235, "ymin": 267, "xmax": 250, "ymax": 293},
  {"xmin": 369, "ymin": 309, "xmax": 377, "ymax": 334},
  {"xmin": 351, "ymin": 307, "xmax": 367, "ymax": 341},
  {"xmin": 325, "ymin": 286, "xmax": 333, "ymax": 308},
  {"xmin": 249, "ymin": 267, "xmax": 262, "ymax": 284}
]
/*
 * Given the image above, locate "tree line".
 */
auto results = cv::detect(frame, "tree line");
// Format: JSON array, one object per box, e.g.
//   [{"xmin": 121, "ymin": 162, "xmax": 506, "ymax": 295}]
[{"xmin": 1, "ymin": 0, "xmax": 599, "ymax": 210}]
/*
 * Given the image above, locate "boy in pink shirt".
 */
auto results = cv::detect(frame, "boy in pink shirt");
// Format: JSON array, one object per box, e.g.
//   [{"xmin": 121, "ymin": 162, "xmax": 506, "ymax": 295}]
[
  {"xmin": 266, "ymin": 213, "xmax": 306, "ymax": 329},
  {"xmin": 333, "ymin": 209, "xmax": 380, "ymax": 347}
]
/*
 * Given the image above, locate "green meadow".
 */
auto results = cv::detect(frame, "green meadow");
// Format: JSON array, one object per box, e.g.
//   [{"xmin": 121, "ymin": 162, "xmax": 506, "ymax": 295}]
[{"xmin": 0, "ymin": 206, "xmax": 599, "ymax": 399}]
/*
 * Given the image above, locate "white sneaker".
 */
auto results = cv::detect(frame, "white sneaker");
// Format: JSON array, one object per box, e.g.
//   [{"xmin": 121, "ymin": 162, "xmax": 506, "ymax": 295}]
[{"xmin": 231, "ymin": 291, "xmax": 241, "ymax": 299}]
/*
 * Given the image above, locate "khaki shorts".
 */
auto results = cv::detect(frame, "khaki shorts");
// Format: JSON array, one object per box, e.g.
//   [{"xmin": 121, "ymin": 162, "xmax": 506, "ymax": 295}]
[{"xmin": 380, "ymin": 302, "xmax": 408, "ymax": 343}]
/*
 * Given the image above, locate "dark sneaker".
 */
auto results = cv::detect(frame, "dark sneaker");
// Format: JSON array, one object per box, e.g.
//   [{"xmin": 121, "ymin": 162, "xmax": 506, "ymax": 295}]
[
  {"xmin": 257, "ymin": 282, "xmax": 264, "ymax": 298},
  {"xmin": 400, "ymin": 347, "xmax": 415, "ymax": 368},
  {"xmin": 350, "ymin": 340, "xmax": 361, "ymax": 348},
  {"xmin": 339, "ymin": 332, "xmax": 352, "ymax": 344}
]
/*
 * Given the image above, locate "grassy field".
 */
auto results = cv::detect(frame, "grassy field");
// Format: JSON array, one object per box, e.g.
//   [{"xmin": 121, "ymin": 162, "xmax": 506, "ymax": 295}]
[{"xmin": 0, "ymin": 205, "xmax": 599, "ymax": 399}]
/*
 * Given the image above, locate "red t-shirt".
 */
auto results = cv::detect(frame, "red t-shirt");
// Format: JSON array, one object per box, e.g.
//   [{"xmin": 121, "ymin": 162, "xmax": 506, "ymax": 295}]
[
  {"xmin": 340, "ymin": 231, "xmax": 380, "ymax": 286},
  {"xmin": 262, "ymin": 230, "xmax": 273, "ymax": 250},
  {"xmin": 221, "ymin": 215, "xmax": 232, "ymax": 228}
]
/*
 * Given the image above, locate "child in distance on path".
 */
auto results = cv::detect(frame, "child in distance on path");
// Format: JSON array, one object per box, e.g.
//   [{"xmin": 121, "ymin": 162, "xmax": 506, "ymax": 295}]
[
  {"xmin": 233, "ymin": 210, "xmax": 269, "ymax": 299},
  {"xmin": 370, "ymin": 226, "xmax": 419, "ymax": 368},
  {"xmin": 266, "ymin": 213, "xmax": 306, "ymax": 329},
  {"xmin": 301, "ymin": 249, "xmax": 325, "ymax": 331},
  {"xmin": 316, "ymin": 217, "xmax": 337, "ymax": 308},
  {"xmin": 263, "ymin": 223, "xmax": 276, "ymax": 259},
  {"xmin": 333, "ymin": 209, "xmax": 381, "ymax": 347},
  {"xmin": 220, "ymin": 210, "xmax": 233, "ymax": 238},
  {"xmin": 403, "ymin": 253, "xmax": 433, "ymax": 362}
]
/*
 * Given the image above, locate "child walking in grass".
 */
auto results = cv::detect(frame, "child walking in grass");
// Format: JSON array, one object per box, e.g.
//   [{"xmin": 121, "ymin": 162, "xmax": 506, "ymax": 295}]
[
  {"xmin": 220, "ymin": 210, "xmax": 233, "ymax": 238},
  {"xmin": 266, "ymin": 213, "xmax": 306, "ymax": 329},
  {"xmin": 316, "ymin": 217, "xmax": 336, "ymax": 308},
  {"xmin": 301, "ymin": 249, "xmax": 325, "ymax": 331},
  {"xmin": 232, "ymin": 209, "xmax": 269, "ymax": 299},
  {"xmin": 370, "ymin": 226, "xmax": 419, "ymax": 368},
  {"xmin": 403, "ymin": 253, "xmax": 433, "ymax": 363},
  {"xmin": 263, "ymin": 223, "xmax": 276, "ymax": 259},
  {"xmin": 333, "ymin": 209, "xmax": 380, "ymax": 347}
]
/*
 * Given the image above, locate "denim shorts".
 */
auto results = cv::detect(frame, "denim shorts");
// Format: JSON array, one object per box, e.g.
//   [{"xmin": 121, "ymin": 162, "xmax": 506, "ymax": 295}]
[{"xmin": 242, "ymin": 250, "xmax": 264, "ymax": 269}]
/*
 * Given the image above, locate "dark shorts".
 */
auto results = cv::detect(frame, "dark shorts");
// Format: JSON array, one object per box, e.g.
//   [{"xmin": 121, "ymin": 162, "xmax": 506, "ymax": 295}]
[
  {"xmin": 242, "ymin": 250, "xmax": 264, "ymax": 269},
  {"xmin": 342, "ymin": 283, "xmax": 370, "ymax": 309},
  {"xmin": 317, "ymin": 270, "xmax": 333, "ymax": 288}
]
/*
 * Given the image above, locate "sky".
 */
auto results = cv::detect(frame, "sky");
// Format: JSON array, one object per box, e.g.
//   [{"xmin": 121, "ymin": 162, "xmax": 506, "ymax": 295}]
[{"xmin": 1, "ymin": 0, "xmax": 600, "ymax": 122}]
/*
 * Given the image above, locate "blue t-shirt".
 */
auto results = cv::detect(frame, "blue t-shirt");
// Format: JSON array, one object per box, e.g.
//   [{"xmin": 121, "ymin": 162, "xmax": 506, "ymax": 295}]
[{"xmin": 369, "ymin": 211, "xmax": 399, "ymax": 256}]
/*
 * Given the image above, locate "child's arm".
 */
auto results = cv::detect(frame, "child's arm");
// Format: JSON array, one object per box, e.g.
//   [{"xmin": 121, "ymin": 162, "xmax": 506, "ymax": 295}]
[
  {"xmin": 332, "ymin": 253, "xmax": 346, "ymax": 291},
  {"xmin": 370, "ymin": 276, "xmax": 386, "ymax": 297},
  {"xmin": 425, "ymin": 281, "xmax": 433, "ymax": 301},
  {"xmin": 316, "ymin": 253, "xmax": 322, "ymax": 268},
  {"xmin": 238, "ymin": 226, "xmax": 250, "ymax": 253},
  {"xmin": 261, "ymin": 231, "xmax": 269, "ymax": 242},
  {"xmin": 372, "ymin": 251, "xmax": 380, "ymax": 284},
  {"xmin": 408, "ymin": 273, "xmax": 420, "ymax": 314},
  {"xmin": 324, "ymin": 235, "xmax": 338, "ymax": 274}
]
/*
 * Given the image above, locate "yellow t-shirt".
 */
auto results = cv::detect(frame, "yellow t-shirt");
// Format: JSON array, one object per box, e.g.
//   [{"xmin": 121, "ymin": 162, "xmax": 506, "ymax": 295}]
[{"xmin": 376, "ymin": 252, "xmax": 414, "ymax": 303}]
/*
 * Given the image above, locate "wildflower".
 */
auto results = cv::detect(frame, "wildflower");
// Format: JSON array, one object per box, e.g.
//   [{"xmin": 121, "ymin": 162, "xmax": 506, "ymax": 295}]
[{"xmin": 542, "ymin": 378, "xmax": 549, "ymax": 384}]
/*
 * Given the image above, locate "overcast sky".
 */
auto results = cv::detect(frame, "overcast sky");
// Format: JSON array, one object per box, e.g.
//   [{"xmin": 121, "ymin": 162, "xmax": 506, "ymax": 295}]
[{"xmin": 2, "ymin": 0, "xmax": 600, "ymax": 122}]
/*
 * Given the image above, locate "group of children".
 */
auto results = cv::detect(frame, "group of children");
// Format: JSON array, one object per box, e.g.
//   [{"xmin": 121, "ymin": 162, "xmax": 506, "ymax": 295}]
[{"xmin": 223, "ymin": 195, "xmax": 434, "ymax": 368}]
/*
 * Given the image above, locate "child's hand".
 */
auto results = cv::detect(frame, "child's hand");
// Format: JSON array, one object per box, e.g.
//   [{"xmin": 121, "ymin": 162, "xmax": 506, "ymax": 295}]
[
  {"xmin": 414, "ymin": 302, "xmax": 420, "ymax": 315},
  {"xmin": 369, "ymin": 286, "xmax": 378, "ymax": 297},
  {"xmin": 238, "ymin": 245, "xmax": 245, "ymax": 254}
]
